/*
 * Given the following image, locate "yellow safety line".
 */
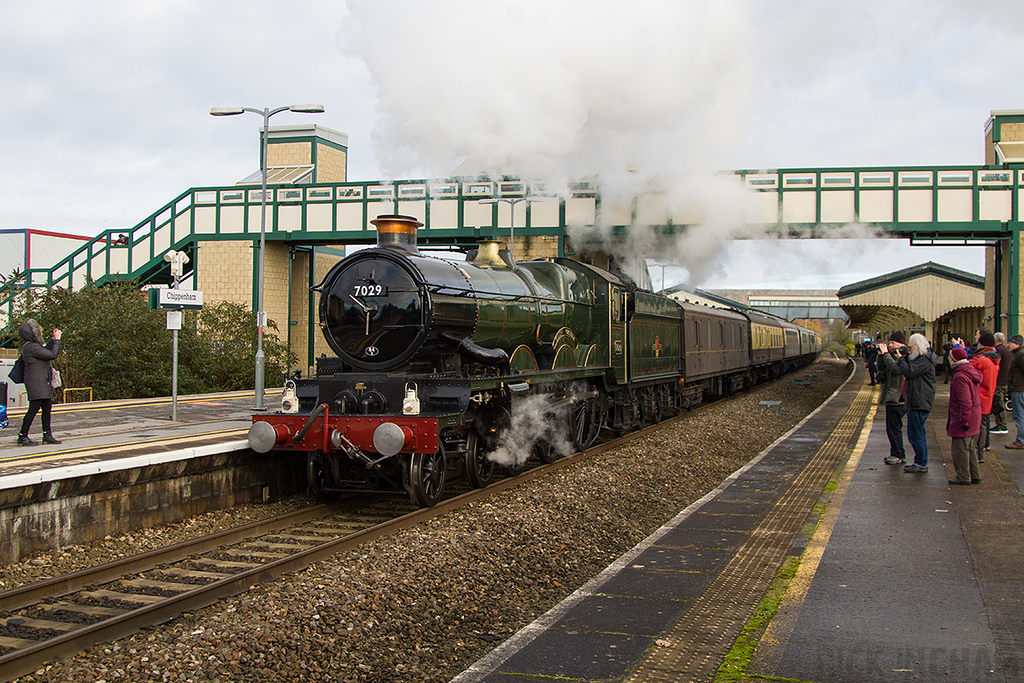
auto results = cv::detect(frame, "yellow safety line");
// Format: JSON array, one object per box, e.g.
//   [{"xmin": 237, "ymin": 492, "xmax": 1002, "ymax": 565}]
[
  {"xmin": 7, "ymin": 389, "xmax": 282, "ymax": 415},
  {"xmin": 750, "ymin": 387, "xmax": 874, "ymax": 671},
  {"xmin": 0, "ymin": 427, "xmax": 248, "ymax": 465}
]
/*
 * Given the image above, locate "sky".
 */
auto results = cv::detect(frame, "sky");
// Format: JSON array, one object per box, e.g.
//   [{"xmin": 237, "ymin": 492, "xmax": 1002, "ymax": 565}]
[{"xmin": 2, "ymin": 0, "xmax": 1021, "ymax": 290}]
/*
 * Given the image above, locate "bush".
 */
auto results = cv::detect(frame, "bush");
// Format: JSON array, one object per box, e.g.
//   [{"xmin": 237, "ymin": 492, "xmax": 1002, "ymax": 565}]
[
  {"xmin": 823, "ymin": 341, "xmax": 849, "ymax": 358},
  {"xmin": 6, "ymin": 281, "xmax": 295, "ymax": 401}
]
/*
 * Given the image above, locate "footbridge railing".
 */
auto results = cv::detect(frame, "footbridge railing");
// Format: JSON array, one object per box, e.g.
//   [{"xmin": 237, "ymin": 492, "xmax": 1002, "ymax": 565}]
[{"xmin": 2, "ymin": 165, "xmax": 1020, "ymax": 329}]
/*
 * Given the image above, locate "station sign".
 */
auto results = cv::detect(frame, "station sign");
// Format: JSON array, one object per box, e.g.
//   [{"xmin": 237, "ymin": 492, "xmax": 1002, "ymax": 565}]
[{"xmin": 148, "ymin": 288, "xmax": 204, "ymax": 310}]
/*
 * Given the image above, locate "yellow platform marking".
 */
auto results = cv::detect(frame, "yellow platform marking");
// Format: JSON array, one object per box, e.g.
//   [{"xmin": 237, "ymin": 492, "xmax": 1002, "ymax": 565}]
[
  {"xmin": 750, "ymin": 387, "xmax": 874, "ymax": 672},
  {"xmin": 0, "ymin": 427, "xmax": 247, "ymax": 466}
]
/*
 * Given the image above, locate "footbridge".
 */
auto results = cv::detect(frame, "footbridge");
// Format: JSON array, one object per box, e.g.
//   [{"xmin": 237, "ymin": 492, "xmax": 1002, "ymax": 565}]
[{"xmin": 3, "ymin": 112, "xmax": 1023, "ymax": 364}]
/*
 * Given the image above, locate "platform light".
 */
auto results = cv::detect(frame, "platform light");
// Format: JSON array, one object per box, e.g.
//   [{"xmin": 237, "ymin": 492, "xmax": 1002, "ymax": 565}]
[{"xmin": 210, "ymin": 103, "xmax": 325, "ymax": 410}]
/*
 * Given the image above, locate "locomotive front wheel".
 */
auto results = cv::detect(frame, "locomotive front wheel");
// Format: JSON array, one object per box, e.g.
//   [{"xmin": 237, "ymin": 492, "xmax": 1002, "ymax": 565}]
[
  {"xmin": 570, "ymin": 398, "xmax": 601, "ymax": 451},
  {"xmin": 306, "ymin": 450, "xmax": 341, "ymax": 504},
  {"xmin": 464, "ymin": 430, "xmax": 495, "ymax": 489},
  {"xmin": 410, "ymin": 450, "xmax": 447, "ymax": 507}
]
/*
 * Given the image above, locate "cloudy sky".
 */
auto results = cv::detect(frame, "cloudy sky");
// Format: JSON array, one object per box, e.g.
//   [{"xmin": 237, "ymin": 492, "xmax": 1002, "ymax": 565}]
[{"xmin": 2, "ymin": 0, "xmax": 1021, "ymax": 289}]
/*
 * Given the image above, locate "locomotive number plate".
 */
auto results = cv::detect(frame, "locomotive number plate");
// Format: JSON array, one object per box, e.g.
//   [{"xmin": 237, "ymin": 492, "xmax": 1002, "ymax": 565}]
[{"xmin": 353, "ymin": 284, "xmax": 387, "ymax": 297}]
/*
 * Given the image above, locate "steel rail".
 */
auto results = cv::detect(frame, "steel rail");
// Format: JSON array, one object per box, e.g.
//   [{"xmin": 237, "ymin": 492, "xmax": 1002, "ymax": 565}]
[
  {"xmin": 0, "ymin": 407, "xmax": 700, "ymax": 682},
  {"xmin": 0, "ymin": 504, "xmax": 331, "ymax": 613}
]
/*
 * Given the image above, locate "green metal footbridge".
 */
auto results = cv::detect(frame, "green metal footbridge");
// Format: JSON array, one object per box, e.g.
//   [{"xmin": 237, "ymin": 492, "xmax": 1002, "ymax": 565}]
[{"xmin": 2, "ymin": 163, "xmax": 1021, "ymax": 333}]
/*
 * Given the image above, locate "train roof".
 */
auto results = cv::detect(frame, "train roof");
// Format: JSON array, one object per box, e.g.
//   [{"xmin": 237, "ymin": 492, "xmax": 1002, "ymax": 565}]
[{"xmin": 677, "ymin": 299, "xmax": 748, "ymax": 322}]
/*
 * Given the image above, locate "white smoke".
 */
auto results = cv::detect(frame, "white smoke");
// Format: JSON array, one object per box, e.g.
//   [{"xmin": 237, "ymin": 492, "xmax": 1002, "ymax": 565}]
[
  {"xmin": 485, "ymin": 394, "xmax": 574, "ymax": 468},
  {"xmin": 338, "ymin": 0, "xmax": 990, "ymax": 288},
  {"xmin": 341, "ymin": 0, "xmax": 756, "ymax": 183},
  {"xmin": 338, "ymin": 0, "xmax": 816, "ymax": 287}
]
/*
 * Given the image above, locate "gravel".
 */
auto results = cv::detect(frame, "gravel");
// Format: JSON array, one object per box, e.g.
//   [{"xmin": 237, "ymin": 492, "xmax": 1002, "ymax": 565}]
[{"xmin": 9, "ymin": 359, "xmax": 851, "ymax": 683}]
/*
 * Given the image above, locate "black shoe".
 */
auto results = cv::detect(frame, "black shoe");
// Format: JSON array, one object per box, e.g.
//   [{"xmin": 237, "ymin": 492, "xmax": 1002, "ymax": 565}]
[
  {"xmin": 948, "ymin": 479, "xmax": 971, "ymax": 485},
  {"xmin": 904, "ymin": 463, "xmax": 928, "ymax": 473},
  {"xmin": 971, "ymin": 479, "xmax": 982, "ymax": 484},
  {"xmin": 17, "ymin": 434, "xmax": 38, "ymax": 446},
  {"xmin": 42, "ymin": 434, "xmax": 62, "ymax": 444}
]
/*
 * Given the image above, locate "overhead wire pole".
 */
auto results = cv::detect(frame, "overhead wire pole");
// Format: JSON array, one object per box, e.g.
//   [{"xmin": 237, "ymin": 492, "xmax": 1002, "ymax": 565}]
[
  {"xmin": 210, "ymin": 103, "xmax": 324, "ymax": 409},
  {"xmin": 477, "ymin": 196, "xmax": 546, "ymax": 263}
]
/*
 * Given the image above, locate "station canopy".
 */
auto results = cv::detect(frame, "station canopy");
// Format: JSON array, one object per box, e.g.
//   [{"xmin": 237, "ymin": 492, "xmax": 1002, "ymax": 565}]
[{"xmin": 838, "ymin": 262, "xmax": 984, "ymax": 339}]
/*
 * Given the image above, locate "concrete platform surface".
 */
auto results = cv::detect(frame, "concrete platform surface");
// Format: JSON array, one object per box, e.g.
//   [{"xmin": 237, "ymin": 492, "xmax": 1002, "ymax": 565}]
[
  {"xmin": 0, "ymin": 391, "xmax": 268, "ymax": 489},
  {"xmin": 452, "ymin": 360, "xmax": 1024, "ymax": 682}
]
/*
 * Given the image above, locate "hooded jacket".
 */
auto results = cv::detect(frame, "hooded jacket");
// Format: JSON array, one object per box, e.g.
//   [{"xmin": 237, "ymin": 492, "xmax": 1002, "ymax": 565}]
[
  {"xmin": 969, "ymin": 346, "xmax": 1000, "ymax": 414},
  {"xmin": 896, "ymin": 347, "xmax": 936, "ymax": 413},
  {"xmin": 18, "ymin": 319, "xmax": 62, "ymax": 401},
  {"xmin": 947, "ymin": 359, "xmax": 982, "ymax": 438}
]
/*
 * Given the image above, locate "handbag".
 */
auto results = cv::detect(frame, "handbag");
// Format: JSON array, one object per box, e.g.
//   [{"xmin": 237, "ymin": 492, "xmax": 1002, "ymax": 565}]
[
  {"xmin": 50, "ymin": 368, "xmax": 62, "ymax": 389},
  {"xmin": 8, "ymin": 355, "xmax": 24, "ymax": 385}
]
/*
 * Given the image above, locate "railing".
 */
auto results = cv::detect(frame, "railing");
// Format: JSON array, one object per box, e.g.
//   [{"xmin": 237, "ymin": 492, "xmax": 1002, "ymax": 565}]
[
  {"xmin": 63, "ymin": 387, "xmax": 93, "ymax": 403},
  {"xmin": 3, "ymin": 167, "xmax": 1020, "ymax": 329}
]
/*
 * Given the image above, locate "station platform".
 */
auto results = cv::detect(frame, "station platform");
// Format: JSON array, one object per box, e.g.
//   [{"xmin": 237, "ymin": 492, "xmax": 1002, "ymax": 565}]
[
  {"xmin": 452, "ymin": 361, "xmax": 1024, "ymax": 682},
  {"xmin": 0, "ymin": 390, "xmax": 269, "ymax": 490}
]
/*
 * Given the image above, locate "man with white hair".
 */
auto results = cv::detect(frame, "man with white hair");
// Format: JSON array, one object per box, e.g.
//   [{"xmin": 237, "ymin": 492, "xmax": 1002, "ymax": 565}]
[{"xmin": 880, "ymin": 333, "xmax": 937, "ymax": 473}]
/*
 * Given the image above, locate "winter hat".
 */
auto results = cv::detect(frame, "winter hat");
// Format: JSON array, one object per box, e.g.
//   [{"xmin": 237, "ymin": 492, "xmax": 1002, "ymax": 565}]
[
  {"xmin": 1010, "ymin": 334, "xmax": 1024, "ymax": 346},
  {"xmin": 889, "ymin": 331, "xmax": 907, "ymax": 344},
  {"xmin": 979, "ymin": 332, "xmax": 997, "ymax": 347},
  {"xmin": 950, "ymin": 348, "xmax": 968, "ymax": 362}
]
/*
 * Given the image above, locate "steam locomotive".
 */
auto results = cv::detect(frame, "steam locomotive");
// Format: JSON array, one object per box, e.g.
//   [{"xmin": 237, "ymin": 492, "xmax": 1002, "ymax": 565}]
[{"xmin": 248, "ymin": 215, "xmax": 821, "ymax": 507}]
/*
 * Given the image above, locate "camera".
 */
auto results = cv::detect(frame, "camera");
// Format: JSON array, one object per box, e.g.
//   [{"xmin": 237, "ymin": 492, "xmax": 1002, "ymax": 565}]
[{"xmin": 895, "ymin": 345, "xmax": 910, "ymax": 357}]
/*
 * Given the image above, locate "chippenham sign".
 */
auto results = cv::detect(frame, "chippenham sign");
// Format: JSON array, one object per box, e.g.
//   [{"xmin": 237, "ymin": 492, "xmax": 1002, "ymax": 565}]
[{"xmin": 148, "ymin": 288, "xmax": 204, "ymax": 310}]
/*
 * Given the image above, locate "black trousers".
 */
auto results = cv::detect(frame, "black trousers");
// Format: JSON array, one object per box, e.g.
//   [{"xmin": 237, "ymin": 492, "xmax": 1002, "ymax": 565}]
[
  {"xmin": 885, "ymin": 403, "xmax": 906, "ymax": 459},
  {"xmin": 20, "ymin": 398, "xmax": 53, "ymax": 436}
]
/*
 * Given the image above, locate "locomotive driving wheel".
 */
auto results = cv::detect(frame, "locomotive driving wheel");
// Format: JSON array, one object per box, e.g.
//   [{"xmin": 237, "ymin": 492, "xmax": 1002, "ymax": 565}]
[
  {"xmin": 306, "ymin": 450, "xmax": 341, "ymax": 503},
  {"xmin": 409, "ymin": 450, "xmax": 447, "ymax": 507},
  {"xmin": 464, "ymin": 429, "xmax": 495, "ymax": 489},
  {"xmin": 570, "ymin": 397, "xmax": 602, "ymax": 451}
]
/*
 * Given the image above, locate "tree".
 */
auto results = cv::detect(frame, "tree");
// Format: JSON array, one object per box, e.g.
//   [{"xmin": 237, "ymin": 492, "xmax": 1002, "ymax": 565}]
[
  {"xmin": 7, "ymin": 281, "xmax": 295, "ymax": 401},
  {"xmin": 188, "ymin": 301, "xmax": 296, "ymax": 392}
]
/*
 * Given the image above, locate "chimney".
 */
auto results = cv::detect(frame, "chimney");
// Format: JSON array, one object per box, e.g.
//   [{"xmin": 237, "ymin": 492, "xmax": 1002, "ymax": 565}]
[{"xmin": 371, "ymin": 214, "xmax": 422, "ymax": 252}]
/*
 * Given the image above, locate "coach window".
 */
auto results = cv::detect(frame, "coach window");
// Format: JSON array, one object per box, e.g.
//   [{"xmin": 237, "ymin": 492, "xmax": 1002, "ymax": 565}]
[{"xmin": 611, "ymin": 287, "xmax": 621, "ymax": 322}]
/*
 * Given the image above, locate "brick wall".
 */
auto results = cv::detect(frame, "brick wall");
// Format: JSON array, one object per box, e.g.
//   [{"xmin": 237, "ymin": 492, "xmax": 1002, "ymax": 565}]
[
  {"xmin": 196, "ymin": 241, "xmax": 253, "ymax": 307},
  {"xmin": 316, "ymin": 145, "xmax": 347, "ymax": 182},
  {"xmin": 267, "ymin": 141, "xmax": 312, "ymax": 166}
]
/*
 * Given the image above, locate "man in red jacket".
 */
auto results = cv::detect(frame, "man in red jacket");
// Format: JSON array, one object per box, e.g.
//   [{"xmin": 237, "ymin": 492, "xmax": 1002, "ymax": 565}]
[{"xmin": 947, "ymin": 347, "xmax": 982, "ymax": 485}]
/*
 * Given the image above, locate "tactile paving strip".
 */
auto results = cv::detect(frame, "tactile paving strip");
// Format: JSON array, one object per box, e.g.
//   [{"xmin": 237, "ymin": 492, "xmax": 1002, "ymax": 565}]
[{"xmin": 624, "ymin": 384, "xmax": 874, "ymax": 682}]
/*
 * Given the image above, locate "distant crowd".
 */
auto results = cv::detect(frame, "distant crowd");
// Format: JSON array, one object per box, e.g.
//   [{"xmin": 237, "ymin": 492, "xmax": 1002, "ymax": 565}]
[{"xmin": 856, "ymin": 328, "xmax": 1024, "ymax": 485}]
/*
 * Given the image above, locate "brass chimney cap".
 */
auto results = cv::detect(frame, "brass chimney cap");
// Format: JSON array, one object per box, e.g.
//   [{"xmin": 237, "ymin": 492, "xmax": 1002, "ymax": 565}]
[{"xmin": 370, "ymin": 214, "xmax": 423, "ymax": 235}]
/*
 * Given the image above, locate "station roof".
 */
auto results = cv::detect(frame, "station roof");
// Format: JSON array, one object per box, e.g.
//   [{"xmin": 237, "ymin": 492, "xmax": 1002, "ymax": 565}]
[
  {"xmin": 838, "ymin": 261, "xmax": 984, "ymax": 299},
  {"xmin": 838, "ymin": 261, "xmax": 984, "ymax": 332}
]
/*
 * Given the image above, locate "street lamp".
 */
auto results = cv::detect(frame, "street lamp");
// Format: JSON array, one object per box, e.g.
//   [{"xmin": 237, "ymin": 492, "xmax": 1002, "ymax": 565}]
[
  {"xmin": 477, "ymin": 196, "xmax": 547, "ymax": 263},
  {"xmin": 211, "ymin": 103, "xmax": 324, "ymax": 409},
  {"xmin": 649, "ymin": 261, "xmax": 667, "ymax": 292}
]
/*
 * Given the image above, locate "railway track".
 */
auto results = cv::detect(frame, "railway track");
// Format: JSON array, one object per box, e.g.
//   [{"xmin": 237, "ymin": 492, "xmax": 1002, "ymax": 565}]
[{"xmin": 0, "ymin": 410, "xmax": 693, "ymax": 682}]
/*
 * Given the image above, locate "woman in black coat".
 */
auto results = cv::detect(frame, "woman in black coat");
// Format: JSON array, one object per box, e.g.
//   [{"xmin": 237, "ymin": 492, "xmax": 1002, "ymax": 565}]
[{"xmin": 17, "ymin": 319, "xmax": 62, "ymax": 446}]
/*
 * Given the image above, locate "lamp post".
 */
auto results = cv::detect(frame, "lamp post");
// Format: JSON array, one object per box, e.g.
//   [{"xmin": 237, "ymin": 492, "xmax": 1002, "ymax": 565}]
[
  {"xmin": 649, "ymin": 261, "xmax": 667, "ymax": 291},
  {"xmin": 210, "ymin": 104, "xmax": 324, "ymax": 409},
  {"xmin": 476, "ymin": 196, "xmax": 546, "ymax": 263}
]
